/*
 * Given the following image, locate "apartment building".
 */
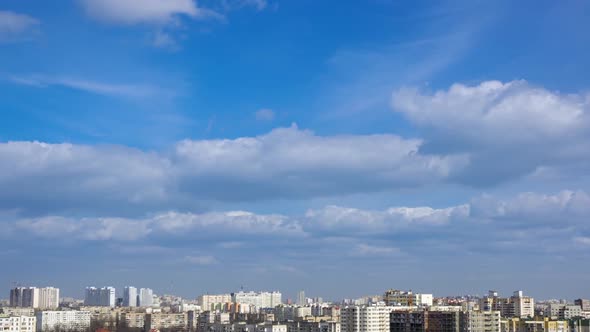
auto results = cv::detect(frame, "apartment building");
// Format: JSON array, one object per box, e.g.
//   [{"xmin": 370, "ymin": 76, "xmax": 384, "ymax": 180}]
[
  {"xmin": 460, "ymin": 311, "xmax": 501, "ymax": 332},
  {"xmin": 35, "ymin": 311, "xmax": 91, "ymax": 332},
  {"xmin": 0, "ymin": 315, "xmax": 36, "ymax": 332},
  {"xmin": 341, "ymin": 305, "xmax": 392, "ymax": 332},
  {"xmin": 9, "ymin": 287, "xmax": 59, "ymax": 310}
]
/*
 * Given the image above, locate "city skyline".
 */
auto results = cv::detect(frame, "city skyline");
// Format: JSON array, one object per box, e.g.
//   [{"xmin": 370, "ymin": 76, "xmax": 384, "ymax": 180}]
[{"xmin": 1, "ymin": 0, "xmax": 590, "ymax": 300}]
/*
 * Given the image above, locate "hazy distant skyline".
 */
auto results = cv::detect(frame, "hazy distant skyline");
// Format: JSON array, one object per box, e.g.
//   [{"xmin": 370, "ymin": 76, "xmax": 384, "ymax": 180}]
[{"xmin": 1, "ymin": 0, "xmax": 589, "ymax": 300}]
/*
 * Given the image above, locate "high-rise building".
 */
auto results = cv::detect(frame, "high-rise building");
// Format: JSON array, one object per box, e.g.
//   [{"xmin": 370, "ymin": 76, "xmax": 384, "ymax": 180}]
[
  {"xmin": 341, "ymin": 304, "xmax": 393, "ymax": 332},
  {"xmin": 37, "ymin": 288, "xmax": 59, "ymax": 310},
  {"xmin": 9, "ymin": 287, "xmax": 59, "ymax": 309},
  {"xmin": 298, "ymin": 291, "xmax": 306, "ymax": 306},
  {"xmin": 84, "ymin": 287, "xmax": 116, "ymax": 307},
  {"xmin": 123, "ymin": 287, "xmax": 138, "ymax": 307},
  {"xmin": 10, "ymin": 288, "xmax": 37, "ymax": 308},
  {"xmin": 139, "ymin": 288, "xmax": 154, "ymax": 307}
]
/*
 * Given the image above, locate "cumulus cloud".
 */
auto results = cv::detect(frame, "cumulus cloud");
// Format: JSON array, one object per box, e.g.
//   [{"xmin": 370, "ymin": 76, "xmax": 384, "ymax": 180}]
[
  {"xmin": 392, "ymin": 80, "xmax": 590, "ymax": 185},
  {"xmin": 0, "ymin": 126, "xmax": 466, "ymax": 215},
  {"xmin": 80, "ymin": 0, "xmax": 223, "ymax": 48},
  {"xmin": 0, "ymin": 10, "xmax": 39, "ymax": 42},
  {"xmin": 304, "ymin": 204, "xmax": 469, "ymax": 235},
  {"xmin": 3, "ymin": 190, "xmax": 588, "ymax": 252}
]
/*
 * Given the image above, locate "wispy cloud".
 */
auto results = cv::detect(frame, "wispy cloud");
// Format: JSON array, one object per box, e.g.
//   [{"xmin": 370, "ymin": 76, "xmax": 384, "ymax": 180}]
[
  {"xmin": 0, "ymin": 10, "xmax": 39, "ymax": 42},
  {"xmin": 8, "ymin": 75, "xmax": 166, "ymax": 98},
  {"xmin": 255, "ymin": 108, "xmax": 275, "ymax": 121},
  {"xmin": 184, "ymin": 255, "xmax": 218, "ymax": 265}
]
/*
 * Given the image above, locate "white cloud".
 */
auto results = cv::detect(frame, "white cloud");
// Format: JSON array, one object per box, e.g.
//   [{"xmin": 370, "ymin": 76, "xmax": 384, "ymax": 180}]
[
  {"xmin": 255, "ymin": 108, "xmax": 275, "ymax": 121},
  {"xmin": 0, "ymin": 125, "xmax": 461, "ymax": 214},
  {"xmin": 5, "ymin": 190, "xmax": 587, "ymax": 250},
  {"xmin": 173, "ymin": 125, "xmax": 465, "ymax": 200},
  {"xmin": 392, "ymin": 80, "xmax": 590, "ymax": 185},
  {"xmin": 353, "ymin": 244, "xmax": 400, "ymax": 256},
  {"xmin": 15, "ymin": 216, "xmax": 151, "ymax": 241},
  {"xmin": 80, "ymin": 0, "xmax": 221, "ymax": 25},
  {"xmin": 574, "ymin": 237, "xmax": 590, "ymax": 246},
  {"xmin": 0, "ymin": 10, "xmax": 39, "ymax": 41},
  {"xmin": 305, "ymin": 204, "xmax": 469, "ymax": 234},
  {"xmin": 184, "ymin": 255, "xmax": 218, "ymax": 265}
]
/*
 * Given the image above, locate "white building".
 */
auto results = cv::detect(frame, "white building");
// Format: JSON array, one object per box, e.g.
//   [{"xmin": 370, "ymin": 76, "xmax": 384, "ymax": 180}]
[
  {"xmin": 36, "ymin": 311, "xmax": 91, "ymax": 332},
  {"xmin": 298, "ymin": 291, "xmax": 306, "ymax": 306},
  {"xmin": 341, "ymin": 305, "xmax": 393, "ymax": 332},
  {"xmin": 36, "ymin": 288, "xmax": 59, "ymax": 310},
  {"xmin": 139, "ymin": 288, "xmax": 154, "ymax": 307},
  {"xmin": 198, "ymin": 294, "xmax": 232, "ymax": 311},
  {"xmin": 9, "ymin": 287, "xmax": 59, "ymax": 310},
  {"xmin": 256, "ymin": 324, "xmax": 287, "ymax": 332},
  {"xmin": 511, "ymin": 291, "xmax": 534, "ymax": 318},
  {"xmin": 123, "ymin": 287, "xmax": 138, "ymax": 307},
  {"xmin": 84, "ymin": 287, "xmax": 116, "ymax": 307},
  {"xmin": 232, "ymin": 291, "xmax": 282, "ymax": 308},
  {"xmin": 0, "ymin": 315, "xmax": 36, "ymax": 332}
]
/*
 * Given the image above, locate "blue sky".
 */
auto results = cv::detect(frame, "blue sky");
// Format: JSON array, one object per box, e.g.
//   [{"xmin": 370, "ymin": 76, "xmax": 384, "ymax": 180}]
[{"xmin": 1, "ymin": 0, "xmax": 590, "ymax": 301}]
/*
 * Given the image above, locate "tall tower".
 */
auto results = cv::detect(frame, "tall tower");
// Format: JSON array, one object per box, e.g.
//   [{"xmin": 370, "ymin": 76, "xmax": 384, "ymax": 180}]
[{"xmin": 297, "ymin": 290, "xmax": 306, "ymax": 306}]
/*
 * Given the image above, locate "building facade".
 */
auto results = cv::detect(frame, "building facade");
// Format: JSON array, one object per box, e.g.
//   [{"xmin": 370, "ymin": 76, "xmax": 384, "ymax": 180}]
[
  {"xmin": 35, "ymin": 311, "xmax": 91, "ymax": 332},
  {"xmin": 123, "ymin": 287, "xmax": 137, "ymax": 307},
  {"xmin": 9, "ymin": 287, "xmax": 59, "ymax": 310},
  {"xmin": 0, "ymin": 315, "xmax": 36, "ymax": 332},
  {"xmin": 341, "ymin": 305, "xmax": 392, "ymax": 332}
]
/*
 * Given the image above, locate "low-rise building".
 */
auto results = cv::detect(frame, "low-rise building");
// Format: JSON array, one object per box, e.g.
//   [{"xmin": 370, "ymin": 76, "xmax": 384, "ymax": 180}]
[
  {"xmin": 0, "ymin": 315, "xmax": 36, "ymax": 332},
  {"xmin": 145, "ymin": 312, "xmax": 190, "ymax": 331},
  {"xmin": 35, "ymin": 311, "xmax": 91, "ymax": 332}
]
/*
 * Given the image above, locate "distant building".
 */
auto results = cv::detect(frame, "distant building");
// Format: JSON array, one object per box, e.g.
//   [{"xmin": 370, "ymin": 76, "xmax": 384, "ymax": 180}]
[
  {"xmin": 36, "ymin": 311, "xmax": 91, "ymax": 332},
  {"xmin": 479, "ymin": 291, "xmax": 534, "ymax": 318},
  {"xmin": 232, "ymin": 291, "xmax": 282, "ymax": 309},
  {"xmin": 298, "ymin": 291, "xmax": 306, "ymax": 306},
  {"xmin": 575, "ymin": 299, "xmax": 590, "ymax": 311},
  {"xmin": 123, "ymin": 287, "xmax": 137, "ymax": 307},
  {"xmin": 84, "ymin": 287, "xmax": 116, "ymax": 307},
  {"xmin": 199, "ymin": 294, "xmax": 232, "ymax": 311},
  {"xmin": 544, "ymin": 303, "xmax": 583, "ymax": 320},
  {"xmin": 383, "ymin": 290, "xmax": 433, "ymax": 307},
  {"xmin": 9, "ymin": 287, "xmax": 59, "ymax": 310},
  {"xmin": 139, "ymin": 288, "xmax": 154, "ymax": 307}
]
